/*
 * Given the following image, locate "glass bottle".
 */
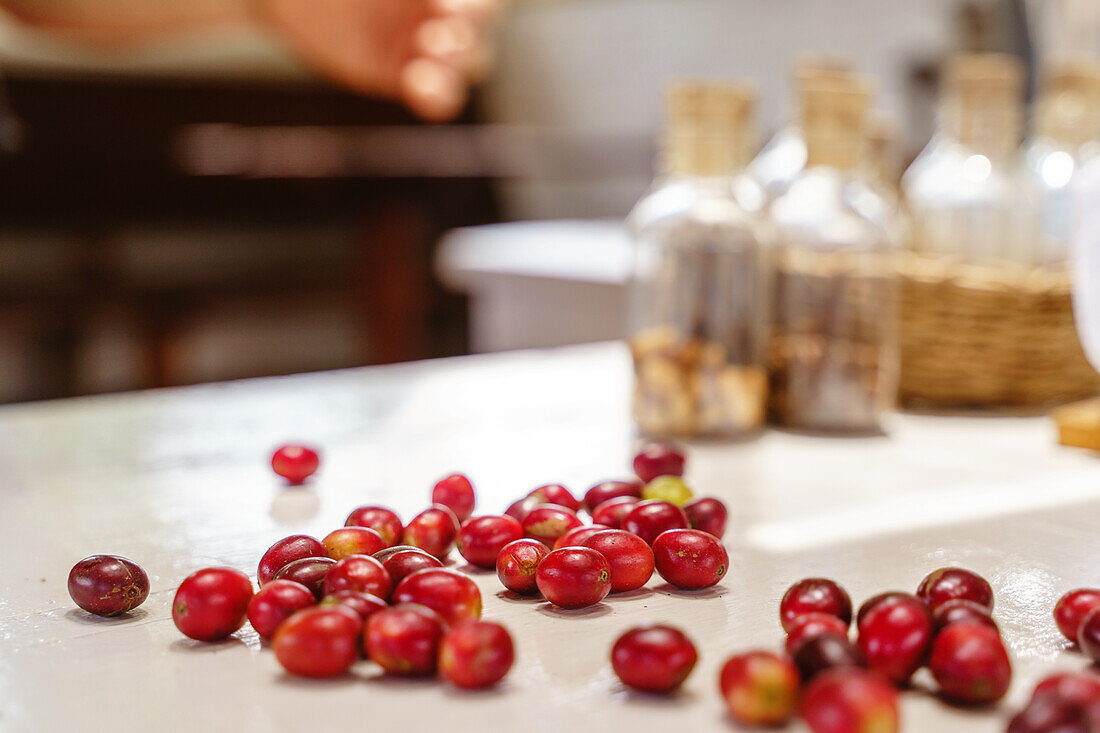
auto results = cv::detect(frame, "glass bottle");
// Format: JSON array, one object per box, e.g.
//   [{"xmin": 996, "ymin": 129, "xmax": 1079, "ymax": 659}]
[
  {"xmin": 901, "ymin": 54, "xmax": 1038, "ymax": 265},
  {"xmin": 768, "ymin": 74, "xmax": 899, "ymax": 432},
  {"xmin": 1025, "ymin": 61, "xmax": 1100, "ymax": 265},
  {"xmin": 627, "ymin": 82, "xmax": 769, "ymax": 439}
]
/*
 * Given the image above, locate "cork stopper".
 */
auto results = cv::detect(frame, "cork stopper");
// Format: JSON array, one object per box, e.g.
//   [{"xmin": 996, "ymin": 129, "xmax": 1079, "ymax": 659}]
[
  {"xmin": 799, "ymin": 73, "xmax": 875, "ymax": 170},
  {"xmin": 664, "ymin": 81, "xmax": 757, "ymax": 177},
  {"xmin": 941, "ymin": 53, "xmax": 1026, "ymax": 152},
  {"xmin": 1036, "ymin": 60, "xmax": 1100, "ymax": 147}
]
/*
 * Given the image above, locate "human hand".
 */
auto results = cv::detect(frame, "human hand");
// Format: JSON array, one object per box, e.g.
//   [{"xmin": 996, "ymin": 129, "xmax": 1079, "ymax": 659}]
[{"xmin": 254, "ymin": 0, "xmax": 499, "ymax": 121}]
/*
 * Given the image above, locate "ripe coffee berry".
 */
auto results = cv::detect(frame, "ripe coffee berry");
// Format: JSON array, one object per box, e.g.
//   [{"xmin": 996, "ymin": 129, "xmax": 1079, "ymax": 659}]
[
  {"xmin": 273, "ymin": 605, "xmax": 361, "ymax": 678},
  {"xmin": 271, "ymin": 444, "xmax": 320, "ymax": 484},
  {"xmin": 929, "ymin": 623, "xmax": 1012, "ymax": 704},
  {"xmin": 439, "ymin": 620, "xmax": 516, "ymax": 689},
  {"xmin": 633, "ymin": 442, "xmax": 686, "ymax": 483},
  {"xmin": 322, "ymin": 554, "xmax": 392, "ymax": 600},
  {"xmin": 496, "ymin": 539, "xmax": 550, "ymax": 595},
  {"xmin": 67, "ymin": 555, "xmax": 149, "ymax": 617},
  {"xmin": 402, "ymin": 504, "xmax": 461, "ymax": 560},
  {"xmin": 792, "ymin": 634, "xmax": 863, "ymax": 682},
  {"xmin": 1054, "ymin": 589, "xmax": 1100, "ymax": 643},
  {"xmin": 366, "ymin": 603, "xmax": 446, "ymax": 677},
  {"xmin": 800, "ymin": 667, "xmax": 899, "ymax": 733},
  {"xmin": 173, "ymin": 567, "xmax": 254, "ymax": 642},
  {"xmin": 856, "ymin": 592, "xmax": 917, "ymax": 631},
  {"xmin": 683, "ymin": 497, "xmax": 727, "ymax": 539},
  {"xmin": 916, "ymin": 567, "xmax": 994, "ymax": 612},
  {"xmin": 642, "ymin": 476, "xmax": 693, "ymax": 506},
  {"xmin": 785, "ymin": 613, "xmax": 850, "ymax": 656},
  {"xmin": 1008, "ymin": 695, "xmax": 1092, "ymax": 733},
  {"xmin": 1032, "ymin": 672, "xmax": 1100, "ymax": 708},
  {"xmin": 527, "ymin": 484, "xmax": 580, "ymax": 513},
  {"xmin": 392, "ymin": 568, "xmax": 482, "ymax": 625},
  {"xmin": 1078, "ymin": 607, "xmax": 1100, "ymax": 663},
  {"xmin": 345, "ymin": 506, "xmax": 403, "ymax": 547},
  {"xmin": 381, "ymin": 549, "xmax": 443, "ymax": 584},
  {"xmin": 652, "ymin": 529, "xmax": 727, "ymax": 589},
  {"xmin": 590, "ymin": 496, "xmax": 640, "ymax": 529},
  {"xmin": 611, "ymin": 625, "xmax": 697, "ymax": 693},
  {"xmin": 456, "ymin": 515, "xmax": 524, "ymax": 568},
  {"xmin": 522, "ymin": 504, "xmax": 582, "ymax": 547},
  {"xmin": 553, "ymin": 524, "xmax": 611, "ymax": 551},
  {"xmin": 623, "ymin": 500, "xmax": 689, "ymax": 546},
  {"xmin": 582, "ymin": 529, "xmax": 654, "ymax": 593},
  {"xmin": 322, "ymin": 527, "xmax": 386, "ymax": 561},
  {"xmin": 719, "ymin": 651, "xmax": 801, "ymax": 727},
  {"xmin": 257, "ymin": 534, "xmax": 326, "ymax": 585},
  {"xmin": 274, "ymin": 557, "xmax": 336, "ymax": 599},
  {"xmin": 536, "ymin": 547, "xmax": 611, "ymax": 609},
  {"xmin": 432, "ymin": 473, "xmax": 476, "ymax": 522},
  {"xmin": 780, "ymin": 578, "xmax": 853, "ymax": 632},
  {"xmin": 932, "ymin": 599, "xmax": 998, "ymax": 633},
  {"xmin": 319, "ymin": 590, "xmax": 387, "ymax": 622},
  {"xmin": 247, "ymin": 579, "xmax": 316, "ymax": 639},
  {"xmin": 504, "ymin": 494, "xmax": 543, "ymax": 523},
  {"xmin": 856, "ymin": 594, "xmax": 933, "ymax": 683},
  {"xmin": 583, "ymin": 480, "xmax": 642, "ymax": 513}
]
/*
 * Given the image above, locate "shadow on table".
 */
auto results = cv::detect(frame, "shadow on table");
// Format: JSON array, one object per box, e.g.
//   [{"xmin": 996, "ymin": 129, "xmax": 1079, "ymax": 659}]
[
  {"xmin": 64, "ymin": 607, "xmax": 150, "ymax": 625},
  {"xmin": 169, "ymin": 636, "xmax": 249, "ymax": 654},
  {"xmin": 270, "ymin": 487, "xmax": 321, "ymax": 525},
  {"xmin": 535, "ymin": 602, "xmax": 612, "ymax": 619},
  {"xmin": 602, "ymin": 588, "xmax": 655, "ymax": 603},
  {"xmin": 651, "ymin": 583, "xmax": 727, "ymax": 600},
  {"xmin": 495, "ymin": 589, "xmax": 542, "ymax": 604}
]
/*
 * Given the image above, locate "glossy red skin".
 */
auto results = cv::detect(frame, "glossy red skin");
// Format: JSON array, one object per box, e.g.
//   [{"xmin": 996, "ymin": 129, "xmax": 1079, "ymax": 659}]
[
  {"xmin": 345, "ymin": 506, "xmax": 403, "ymax": 548},
  {"xmin": 856, "ymin": 592, "xmax": 922, "ymax": 631},
  {"xmin": 392, "ymin": 568, "xmax": 482, "ymax": 625},
  {"xmin": 917, "ymin": 567, "xmax": 994, "ymax": 612},
  {"xmin": 800, "ymin": 667, "xmax": 899, "ymax": 733},
  {"xmin": 257, "ymin": 534, "xmax": 326, "ymax": 585},
  {"xmin": 582, "ymin": 530, "xmax": 654, "ymax": 593},
  {"xmin": 553, "ymin": 524, "xmax": 612, "ymax": 551},
  {"xmin": 319, "ymin": 590, "xmax": 387, "ymax": 621},
  {"xmin": 1078, "ymin": 607, "xmax": 1100, "ymax": 663},
  {"xmin": 432, "ymin": 473, "xmax": 476, "ymax": 522},
  {"xmin": 504, "ymin": 494, "xmax": 543, "ymax": 523},
  {"xmin": 786, "ymin": 613, "xmax": 851, "ymax": 656},
  {"xmin": 381, "ymin": 549, "xmax": 443, "ymax": 584},
  {"xmin": 856, "ymin": 595, "xmax": 934, "ymax": 683},
  {"xmin": 457, "ymin": 515, "xmax": 524, "ymax": 568},
  {"xmin": 521, "ymin": 504, "xmax": 582, "ymax": 547},
  {"xmin": 929, "ymin": 623, "xmax": 1012, "ymax": 703},
  {"xmin": 439, "ymin": 620, "xmax": 516, "ymax": 689},
  {"xmin": 67, "ymin": 555, "xmax": 149, "ymax": 617},
  {"xmin": 321, "ymin": 554, "xmax": 393, "ymax": 600},
  {"xmin": 719, "ymin": 651, "xmax": 801, "ymax": 726},
  {"xmin": 527, "ymin": 484, "xmax": 580, "ymax": 513},
  {"xmin": 780, "ymin": 578, "xmax": 853, "ymax": 632},
  {"xmin": 683, "ymin": 497, "xmax": 728, "ymax": 539},
  {"xmin": 1032, "ymin": 672, "xmax": 1100, "ymax": 707},
  {"xmin": 535, "ymin": 547, "xmax": 611, "ymax": 609},
  {"xmin": 365, "ymin": 603, "xmax": 445, "ymax": 676},
  {"xmin": 583, "ymin": 480, "xmax": 643, "ymax": 513},
  {"xmin": 793, "ymin": 634, "xmax": 863, "ymax": 681},
  {"xmin": 590, "ymin": 496, "xmax": 640, "ymax": 529},
  {"xmin": 402, "ymin": 504, "xmax": 461, "ymax": 560},
  {"xmin": 272, "ymin": 605, "xmax": 361, "ymax": 678},
  {"xmin": 1055, "ymin": 589, "xmax": 1100, "ymax": 643},
  {"xmin": 172, "ymin": 567, "xmax": 254, "ymax": 641},
  {"xmin": 271, "ymin": 444, "xmax": 320, "ymax": 484},
  {"xmin": 274, "ymin": 557, "xmax": 336, "ymax": 599},
  {"xmin": 623, "ymin": 500, "xmax": 689, "ymax": 545},
  {"xmin": 633, "ymin": 442, "xmax": 686, "ymax": 483},
  {"xmin": 651, "ymin": 529, "xmax": 727, "ymax": 589},
  {"xmin": 323, "ymin": 527, "xmax": 386, "ymax": 561},
  {"xmin": 1008, "ymin": 696, "xmax": 1092, "ymax": 733},
  {"xmin": 247, "ymin": 579, "xmax": 316, "ymax": 640},
  {"xmin": 611, "ymin": 625, "xmax": 697, "ymax": 693},
  {"xmin": 373, "ymin": 545, "xmax": 429, "ymax": 563},
  {"xmin": 932, "ymin": 599, "xmax": 998, "ymax": 633},
  {"xmin": 496, "ymin": 539, "xmax": 550, "ymax": 595}
]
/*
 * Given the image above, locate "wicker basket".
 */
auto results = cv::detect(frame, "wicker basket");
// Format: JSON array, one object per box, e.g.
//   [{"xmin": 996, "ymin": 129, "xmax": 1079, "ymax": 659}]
[{"xmin": 898, "ymin": 253, "xmax": 1100, "ymax": 408}]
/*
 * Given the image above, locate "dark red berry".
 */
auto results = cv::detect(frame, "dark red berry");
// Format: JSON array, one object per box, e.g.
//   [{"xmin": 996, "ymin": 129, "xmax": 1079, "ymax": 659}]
[
  {"xmin": 172, "ymin": 567, "xmax": 254, "ymax": 641},
  {"xmin": 381, "ymin": 549, "xmax": 443, "ymax": 584},
  {"xmin": 1078, "ymin": 607, "xmax": 1100, "ymax": 663},
  {"xmin": 402, "ymin": 504, "xmax": 460, "ymax": 560},
  {"xmin": 932, "ymin": 599, "xmax": 998, "ymax": 633},
  {"xmin": 535, "ymin": 547, "xmax": 611, "ymax": 609},
  {"xmin": 856, "ymin": 594, "xmax": 933, "ymax": 683},
  {"xmin": 1008, "ymin": 696, "xmax": 1091, "ymax": 733},
  {"xmin": 610, "ymin": 625, "xmax": 697, "ymax": 693},
  {"xmin": 247, "ymin": 579, "xmax": 316, "ymax": 639},
  {"xmin": 321, "ymin": 554, "xmax": 392, "ymax": 600},
  {"xmin": 496, "ymin": 539, "xmax": 550, "ymax": 595},
  {"xmin": 345, "ymin": 506, "xmax": 403, "ymax": 547},
  {"xmin": 582, "ymin": 529, "xmax": 654, "ymax": 593},
  {"xmin": 1055, "ymin": 589, "xmax": 1100, "ymax": 643},
  {"xmin": 719, "ymin": 651, "xmax": 801, "ymax": 726},
  {"xmin": 271, "ymin": 444, "xmax": 320, "ymax": 484},
  {"xmin": 916, "ymin": 567, "xmax": 994, "ymax": 612},
  {"xmin": 438, "ymin": 620, "xmax": 515, "ymax": 689},
  {"xmin": 622, "ymin": 499, "xmax": 689, "ymax": 546},
  {"xmin": 521, "ymin": 504, "xmax": 582, "ymax": 547},
  {"xmin": 274, "ymin": 556, "xmax": 336, "ymax": 599},
  {"xmin": 929, "ymin": 623, "xmax": 1011, "ymax": 704},
  {"xmin": 67, "ymin": 555, "xmax": 149, "ymax": 617},
  {"xmin": 799, "ymin": 667, "xmax": 898, "ymax": 733},
  {"xmin": 553, "ymin": 524, "xmax": 612, "ymax": 551},
  {"xmin": 633, "ymin": 442, "xmax": 686, "ymax": 483},
  {"xmin": 780, "ymin": 578, "xmax": 853, "ymax": 632},
  {"xmin": 432, "ymin": 473, "xmax": 476, "ymax": 522},
  {"xmin": 856, "ymin": 592, "xmax": 916, "ymax": 631},
  {"xmin": 583, "ymin": 480, "xmax": 643, "ymax": 513},
  {"xmin": 273, "ymin": 605, "xmax": 361, "ymax": 677},
  {"xmin": 527, "ymin": 484, "xmax": 580, "ymax": 513},
  {"xmin": 457, "ymin": 515, "xmax": 524, "ymax": 568},
  {"xmin": 792, "ymin": 634, "xmax": 863, "ymax": 682},
  {"xmin": 683, "ymin": 497, "xmax": 728, "ymax": 538},
  {"xmin": 392, "ymin": 568, "xmax": 482, "ymax": 625},
  {"xmin": 257, "ymin": 534, "xmax": 326, "ymax": 585},
  {"xmin": 590, "ymin": 496, "xmax": 640, "ymax": 529},
  {"xmin": 504, "ymin": 494, "xmax": 543, "ymax": 523},
  {"xmin": 786, "ymin": 613, "xmax": 850, "ymax": 656},
  {"xmin": 651, "ymin": 528, "xmax": 727, "ymax": 589},
  {"xmin": 1032, "ymin": 672, "xmax": 1100, "ymax": 708},
  {"xmin": 319, "ymin": 590, "xmax": 387, "ymax": 622},
  {"xmin": 366, "ymin": 603, "xmax": 446, "ymax": 676}
]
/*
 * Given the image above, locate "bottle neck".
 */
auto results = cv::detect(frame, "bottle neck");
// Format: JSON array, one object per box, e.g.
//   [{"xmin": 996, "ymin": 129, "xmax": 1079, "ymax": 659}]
[
  {"xmin": 1035, "ymin": 91, "xmax": 1100, "ymax": 151},
  {"xmin": 663, "ymin": 133, "xmax": 746, "ymax": 178},
  {"xmin": 938, "ymin": 93, "xmax": 1022, "ymax": 157},
  {"xmin": 804, "ymin": 125, "xmax": 863, "ymax": 171}
]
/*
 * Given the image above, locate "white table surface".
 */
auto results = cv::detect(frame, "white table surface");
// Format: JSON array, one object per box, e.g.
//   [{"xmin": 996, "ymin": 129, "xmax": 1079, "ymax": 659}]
[{"xmin": 2, "ymin": 341, "xmax": 1099, "ymax": 732}]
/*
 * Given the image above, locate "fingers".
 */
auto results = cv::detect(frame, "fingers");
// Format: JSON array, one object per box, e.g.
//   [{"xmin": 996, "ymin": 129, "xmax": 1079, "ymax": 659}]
[
  {"xmin": 429, "ymin": 0, "xmax": 501, "ymax": 28},
  {"xmin": 400, "ymin": 57, "xmax": 469, "ymax": 122},
  {"xmin": 414, "ymin": 14, "xmax": 492, "ymax": 82}
]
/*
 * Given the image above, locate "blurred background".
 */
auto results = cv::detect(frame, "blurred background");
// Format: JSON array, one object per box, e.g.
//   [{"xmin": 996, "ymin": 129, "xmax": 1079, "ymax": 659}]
[{"xmin": 0, "ymin": 0, "xmax": 1091, "ymax": 403}]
